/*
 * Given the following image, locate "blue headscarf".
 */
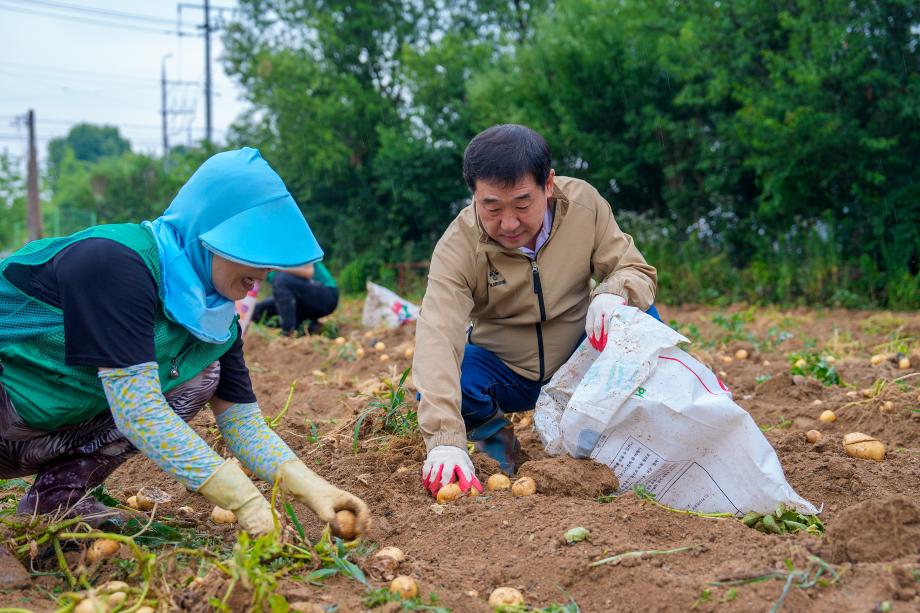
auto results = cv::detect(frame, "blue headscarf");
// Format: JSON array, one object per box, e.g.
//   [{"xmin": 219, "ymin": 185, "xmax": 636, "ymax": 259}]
[{"xmin": 143, "ymin": 148, "xmax": 322, "ymax": 343}]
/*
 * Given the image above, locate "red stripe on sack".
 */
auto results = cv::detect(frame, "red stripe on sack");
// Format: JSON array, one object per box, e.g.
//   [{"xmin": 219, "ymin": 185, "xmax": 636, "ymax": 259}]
[{"xmin": 657, "ymin": 356, "xmax": 729, "ymax": 395}]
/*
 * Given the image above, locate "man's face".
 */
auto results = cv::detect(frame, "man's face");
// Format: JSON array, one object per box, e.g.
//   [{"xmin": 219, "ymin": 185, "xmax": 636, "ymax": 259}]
[
  {"xmin": 474, "ymin": 170, "xmax": 555, "ymax": 250},
  {"xmin": 211, "ymin": 254, "xmax": 269, "ymax": 300}
]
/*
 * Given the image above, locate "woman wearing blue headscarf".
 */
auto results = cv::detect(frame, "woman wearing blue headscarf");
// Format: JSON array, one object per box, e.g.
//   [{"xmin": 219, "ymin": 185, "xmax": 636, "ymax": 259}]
[{"xmin": 0, "ymin": 148, "xmax": 370, "ymax": 541}]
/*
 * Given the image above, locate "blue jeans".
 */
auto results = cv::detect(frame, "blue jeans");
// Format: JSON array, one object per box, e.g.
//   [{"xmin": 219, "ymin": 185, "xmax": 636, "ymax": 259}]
[{"xmin": 461, "ymin": 303, "xmax": 662, "ymax": 433}]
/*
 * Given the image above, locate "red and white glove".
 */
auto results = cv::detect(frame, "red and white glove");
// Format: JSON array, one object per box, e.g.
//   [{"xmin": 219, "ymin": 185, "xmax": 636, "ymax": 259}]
[
  {"xmin": 586, "ymin": 293, "xmax": 627, "ymax": 351},
  {"xmin": 422, "ymin": 445, "xmax": 483, "ymax": 497}
]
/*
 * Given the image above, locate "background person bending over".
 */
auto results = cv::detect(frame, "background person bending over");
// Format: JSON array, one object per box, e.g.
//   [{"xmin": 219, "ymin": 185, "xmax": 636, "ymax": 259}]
[
  {"xmin": 252, "ymin": 262, "xmax": 339, "ymax": 336},
  {"xmin": 412, "ymin": 124, "xmax": 659, "ymax": 497},
  {"xmin": 0, "ymin": 148, "xmax": 370, "ymax": 544}
]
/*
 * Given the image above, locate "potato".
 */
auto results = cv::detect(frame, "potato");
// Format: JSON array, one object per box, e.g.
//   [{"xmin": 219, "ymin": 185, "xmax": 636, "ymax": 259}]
[
  {"xmin": 333, "ymin": 510, "xmax": 357, "ymax": 539},
  {"xmin": 290, "ymin": 604, "xmax": 325, "ymax": 613},
  {"xmin": 487, "ymin": 474, "xmax": 511, "ymax": 491},
  {"xmin": 404, "ymin": 347, "xmax": 415, "ymax": 359},
  {"xmin": 880, "ymin": 400, "xmax": 894, "ymax": 414},
  {"xmin": 101, "ymin": 581, "xmax": 129, "ymax": 593},
  {"xmin": 379, "ymin": 353, "xmax": 390, "ymax": 363},
  {"xmin": 135, "ymin": 486, "xmax": 170, "ymax": 510},
  {"xmin": 825, "ymin": 356, "xmax": 836, "ymax": 364},
  {"xmin": 488, "ymin": 587, "xmax": 525, "ymax": 608},
  {"xmin": 811, "ymin": 399, "xmax": 823, "ymax": 406},
  {"xmin": 794, "ymin": 358, "xmax": 807, "ymax": 369},
  {"xmin": 86, "ymin": 538, "xmax": 120, "ymax": 564},
  {"xmin": 364, "ymin": 330, "xmax": 375, "ymax": 339},
  {"xmin": 375, "ymin": 546, "xmax": 406, "ymax": 562},
  {"xmin": 721, "ymin": 356, "xmax": 733, "ymax": 364},
  {"xmin": 356, "ymin": 347, "xmax": 366, "ymax": 358},
  {"xmin": 374, "ymin": 341, "xmax": 386, "ymax": 352},
  {"xmin": 511, "ymin": 477, "xmax": 537, "ymax": 497},
  {"xmin": 211, "ymin": 506, "xmax": 236, "ymax": 524},
  {"xmin": 334, "ymin": 337, "xmax": 346, "ymax": 345},
  {"xmin": 74, "ymin": 598, "xmax": 103, "ymax": 613},
  {"xmin": 843, "ymin": 432, "xmax": 885, "ymax": 461},
  {"xmin": 899, "ymin": 357, "xmax": 911, "ymax": 370},
  {"xmin": 136, "ymin": 608, "xmax": 155, "ymax": 613},
  {"xmin": 870, "ymin": 354, "xmax": 886, "ymax": 366},
  {"xmin": 107, "ymin": 591, "xmax": 127, "ymax": 606},
  {"xmin": 818, "ymin": 410, "xmax": 836, "ymax": 423},
  {"xmin": 436, "ymin": 483, "xmax": 462, "ymax": 504},
  {"xmin": 734, "ymin": 349, "xmax": 748, "ymax": 360},
  {"xmin": 389, "ymin": 575, "xmax": 419, "ymax": 599},
  {"xmin": 126, "ymin": 495, "xmax": 139, "ymax": 510},
  {"xmin": 805, "ymin": 430, "xmax": 821, "ymax": 444}
]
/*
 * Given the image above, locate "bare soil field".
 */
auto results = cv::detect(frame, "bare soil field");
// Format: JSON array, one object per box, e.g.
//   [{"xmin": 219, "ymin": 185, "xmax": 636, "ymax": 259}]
[{"xmin": 2, "ymin": 301, "xmax": 919, "ymax": 612}]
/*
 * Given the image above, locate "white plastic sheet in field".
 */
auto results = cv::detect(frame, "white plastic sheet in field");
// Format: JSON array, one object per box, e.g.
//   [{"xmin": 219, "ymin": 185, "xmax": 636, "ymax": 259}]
[
  {"xmin": 534, "ymin": 306, "xmax": 818, "ymax": 516},
  {"xmin": 361, "ymin": 281, "xmax": 420, "ymax": 329}
]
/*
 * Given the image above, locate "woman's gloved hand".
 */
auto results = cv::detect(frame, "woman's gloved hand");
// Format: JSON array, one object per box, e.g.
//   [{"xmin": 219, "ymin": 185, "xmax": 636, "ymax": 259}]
[
  {"xmin": 277, "ymin": 460, "xmax": 372, "ymax": 536},
  {"xmin": 422, "ymin": 445, "xmax": 483, "ymax": 497},
  {"xmin": 197, "ymin": 459, "xmax": 274, "ymax": 535},
  {"xmin": 586, "ymin": 293, "xmax": 627, "ymax": 351}
]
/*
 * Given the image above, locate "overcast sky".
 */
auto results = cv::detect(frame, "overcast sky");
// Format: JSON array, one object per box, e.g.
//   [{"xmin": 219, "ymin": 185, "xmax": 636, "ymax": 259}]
[{"xmin": 0, "ymin": 0, "xmax": 247, "ymax": 170}]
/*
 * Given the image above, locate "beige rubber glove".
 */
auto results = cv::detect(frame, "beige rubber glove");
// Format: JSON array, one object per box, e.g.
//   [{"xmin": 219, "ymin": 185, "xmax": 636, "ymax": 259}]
[
  {"xmin": 198, "ymin": 459, "xmax": 274, "ymax": 535},
  {"xmin": 277, "ymin": 460, "xmax": 372, "ymax": 536}
]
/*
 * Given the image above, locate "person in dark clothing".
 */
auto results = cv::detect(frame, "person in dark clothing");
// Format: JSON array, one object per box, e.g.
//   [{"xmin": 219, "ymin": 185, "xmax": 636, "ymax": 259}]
[{"xmin": 252, "ymin": 262, "xmax": 339, "ymax": 335}]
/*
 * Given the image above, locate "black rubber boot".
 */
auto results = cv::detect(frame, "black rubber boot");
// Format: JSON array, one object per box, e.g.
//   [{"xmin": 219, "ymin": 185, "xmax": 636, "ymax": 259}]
[
  {"xmin": 467, "ymin": 412, "xmax": 521, "ymax": 474},
  {"xmin": 17, "ymin": 454, "xmax": 126, "ymax": 527}
]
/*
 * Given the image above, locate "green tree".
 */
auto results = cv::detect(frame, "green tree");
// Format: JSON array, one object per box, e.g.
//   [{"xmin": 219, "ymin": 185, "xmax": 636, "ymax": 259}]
[{"xmin": 47, "ymin": 124, "xmax": 131, "ymax": 186}]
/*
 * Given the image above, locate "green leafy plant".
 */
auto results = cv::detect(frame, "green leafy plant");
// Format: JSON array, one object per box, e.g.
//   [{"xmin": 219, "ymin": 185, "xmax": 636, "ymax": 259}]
[
  {"xmin": 788, "ymin": 351, "xmax": 841, "ymax": 386},
  {"xmin": 709, "ymin": 555, "xmax": 841, "ymax": 613},
  {"xmin": 740, "ymin": 504, "xmax": 824, "ymax": 536},
  {"xmin": 362, "ymin": 587, "xmax": 451, "ymax": 612},
  {"xmin": 353, "ymin": 367, "xmax": 417, "ymax": 452},
  {"xmin": 759, "ymin": 416, "xmax": 793, "ymax": 433}
]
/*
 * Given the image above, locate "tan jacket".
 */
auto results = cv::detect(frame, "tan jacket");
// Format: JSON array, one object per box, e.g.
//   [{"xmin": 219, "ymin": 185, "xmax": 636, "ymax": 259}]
[{"xmin": 413, "ymin": 176, "xmax": 657, "ymax": 451}]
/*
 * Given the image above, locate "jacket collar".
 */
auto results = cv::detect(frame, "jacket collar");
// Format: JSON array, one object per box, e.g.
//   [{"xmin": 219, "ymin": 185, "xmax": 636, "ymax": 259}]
[{"xmin": 475, "ymin": 184, "xmax": 571, "ymax": 255}]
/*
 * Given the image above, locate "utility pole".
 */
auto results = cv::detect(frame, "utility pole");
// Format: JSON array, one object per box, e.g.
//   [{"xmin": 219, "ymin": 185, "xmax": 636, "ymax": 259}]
[
  {"xmin": 203, "ymin": 0, "xmax": 212, "ymax": 142},
  {"xmin": 26, "ymin": 109, "xmax": 42, "ymax": 242},
  {"xmin": 160, "ymin": 53, "xmax": 198, "ymax": 160},
  {"xmin": 161, "ymin": 53, "xmax": 172, "ymax": 156}
]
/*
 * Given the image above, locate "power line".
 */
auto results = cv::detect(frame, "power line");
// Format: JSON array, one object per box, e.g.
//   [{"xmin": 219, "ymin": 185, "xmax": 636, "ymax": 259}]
[
  {"xmin": 0, "ymin": 61, "xmax": 202, "ymax": 86},
  {"xmin": 0, "ymin": 2, "xmax": 199, "ymax": 36},
  {"xmin": 3, "ymin": 0, "xmax": 180, "ymax": 26}
]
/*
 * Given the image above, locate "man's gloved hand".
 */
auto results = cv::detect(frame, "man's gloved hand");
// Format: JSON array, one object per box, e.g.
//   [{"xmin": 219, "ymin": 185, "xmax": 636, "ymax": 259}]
[
  {"xmin": 422, "ymin": 445, "xmax": 483, "ymax": 497},
  {"xmin": 277, "ymin": 460, "xmax": 372, "ymax": 537},
  {"xmin": 586, "ymin": 293, "xmax": 627, "ymax": 351},
  {"xmin": 197, "ymin": 459, "xmax": 274, "ymax": 535}
]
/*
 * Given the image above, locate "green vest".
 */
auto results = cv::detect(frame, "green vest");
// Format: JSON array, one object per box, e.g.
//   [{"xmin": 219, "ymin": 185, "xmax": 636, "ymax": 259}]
[{"xmin": 0, "ymin": 224, "xmax": 237, "ymax": 430}]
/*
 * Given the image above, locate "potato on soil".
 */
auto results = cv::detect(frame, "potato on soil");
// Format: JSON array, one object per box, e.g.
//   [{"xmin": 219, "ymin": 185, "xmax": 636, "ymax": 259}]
[
  {"xmin": 806, "ymin": 430, "xmax": 822, "ymax": 444},
  {"xmin": 334, "ymin": 336, "xmax": 346, "ymax": 345},
  {"xmin": 735, "ymin": 349, "xmax": 748, "ymax": 360},
  {"xmin": 899, "ymin": 357, "xmax": 911, "ymax": 370},
  {"xmin": 870, "ymin": 354, "xmax": 886, "ymax": 366},
  {"xmin": 211, "ymin": 506, "xmax": 236, "ymax": 524},
  {"xmin": 333, "ymin": 509, "xmax": 357, "ymax": 539},
  {"xmin": 356, "ymin": 347, "xmax": 366, "ymax": 358},
  {"xmin": 511, "ymin": 477, "xmax": 537, "ymax": 497},
  {"xmin": 843, "ymin": 432, "xmax": 885, "ymax": 461},
  {"xmin": 375, "ymin": 546, "xmax": 406, "ymax": 562},
  {"xmin": 379, "ymin": 353, "xmax": 391, "ymax": 362},
  {"xmin": 487, "ymin": 474, "xmax": 511, "ymax": 491},
  {"xmin": 818, "ymin": 410, "xmax": 836, "ymax": 423},
  {"xmin": 74, "ymin": 598, "xmax": 103, "ymax": 613},
  {"xmin": 136, "ymin": 486, "xmax": 170, "ymax": 510},
  {"xmin": 488, "ymin": 587, "xmax": 525, "ymax": 608},
  {"xmin": 374, "ymin": 341, "xmax": 386, "ymax": 352},
  {"xmin": 86, "ymin": 538, "xmax": 120, "ymax": 564},
  {"xmin": 389, "ymin": 575, "xmax": 419, "ymax": 598},
  {"xmin": 106, "ymin": 591, "xmax": 127, "ymax": 606},
  {"xmin": 436, "ymin": 483, "xmax": 462, "ymax": 503},
  {"xmin": 126, "ymin": 495, "xmax": 139, "ymax": 509}
]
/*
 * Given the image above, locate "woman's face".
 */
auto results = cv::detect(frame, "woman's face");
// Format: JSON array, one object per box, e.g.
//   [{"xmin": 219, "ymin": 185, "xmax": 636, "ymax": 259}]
[{"xmin": 211, "ymin": 254, "xmax": 269, "ymax": 300}]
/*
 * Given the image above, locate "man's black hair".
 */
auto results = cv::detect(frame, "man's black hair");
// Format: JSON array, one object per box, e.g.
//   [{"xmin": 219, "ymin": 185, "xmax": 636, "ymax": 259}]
[{"xmin": 462, "ymin": 124, "xmax": 551, "ymax": 192}]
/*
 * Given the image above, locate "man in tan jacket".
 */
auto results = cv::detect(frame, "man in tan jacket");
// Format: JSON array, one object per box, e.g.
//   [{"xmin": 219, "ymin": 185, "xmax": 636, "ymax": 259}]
[{"xmin": 414, "ymin": 124, "xmax": 659, "ymax": 497}]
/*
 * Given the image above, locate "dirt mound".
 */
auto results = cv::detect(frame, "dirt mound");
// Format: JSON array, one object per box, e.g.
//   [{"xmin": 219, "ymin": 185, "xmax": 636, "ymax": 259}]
[
  {"xmin": 517, "ymin": 456, "xmax": 619, "ymax": 497},
  {"xmin": 824, "ymin": 495, "xmax": 920, "ymax": 563}
]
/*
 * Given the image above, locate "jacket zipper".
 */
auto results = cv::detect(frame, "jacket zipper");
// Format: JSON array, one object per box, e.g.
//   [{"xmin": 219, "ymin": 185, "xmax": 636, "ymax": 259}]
[{"xmin": 531, "ymin": 259, "xmax": 547, "ymax": 382}]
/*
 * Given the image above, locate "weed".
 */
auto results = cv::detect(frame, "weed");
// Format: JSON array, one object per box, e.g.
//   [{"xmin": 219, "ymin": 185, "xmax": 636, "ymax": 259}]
[
  {"xmin": 353, "ymin": 367, "xmax": 416, "ymax": 452},
  {"xmin": 362, "ymin": 587, "xmax": 451, "ymax": 611},
  {"xmin": 755, "ymin": 374, "xmax": 773, "ymax": 385},
  {"xmin": 305, "ymin": 420, "xmax": 321, "ymax": 445},
  {"xmin": 740, "ymin": 504, "xmax": 824, "ymax": 536},
  {"xmin": 591, "ymin": 544, "xmax": 702, "ymax": 567},
  {"xmin": 691, "ymin": 588, "xmax": 712, "ymax": 608},
  {"xmin": 633, "ymin": 485, "xmax": 735, "ymax": 519},
  {"xmin": 759, "ymin": 416, "xmax": 793, "ymax": 433},
  {"xmin": 709, "ymin": 555, "xmax": 842, "ymax": 613},
  {"xmin": 788, "ymin": 351, "xmax": 841, "ymax": 386}
]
